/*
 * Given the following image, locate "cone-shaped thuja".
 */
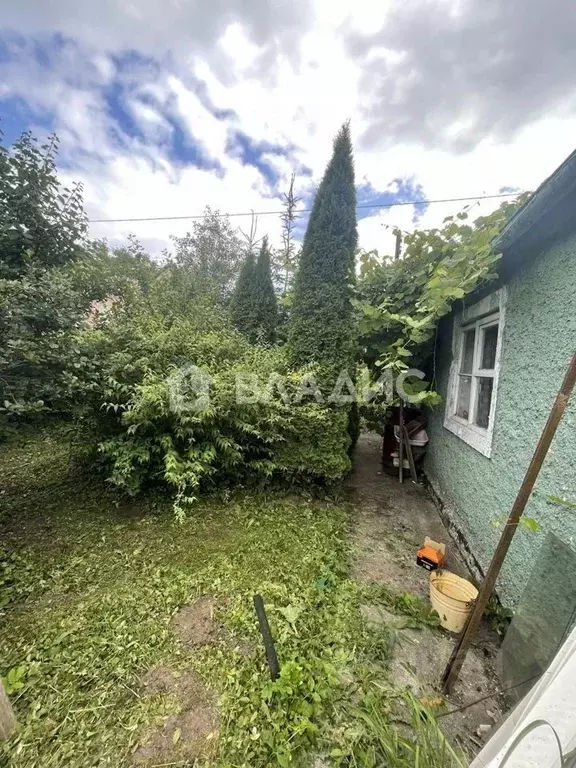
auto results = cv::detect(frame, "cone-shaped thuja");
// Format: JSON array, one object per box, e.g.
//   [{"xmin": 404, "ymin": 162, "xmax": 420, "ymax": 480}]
[{"xmin": 288, "ymin": 122, "xmax": 357, "ymax": 372}]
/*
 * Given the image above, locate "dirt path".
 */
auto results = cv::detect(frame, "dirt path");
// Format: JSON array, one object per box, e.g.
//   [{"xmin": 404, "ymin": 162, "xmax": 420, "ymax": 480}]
[{"xmin": 348, "ymin": 433, "xmax": 505, "ymax": 757}]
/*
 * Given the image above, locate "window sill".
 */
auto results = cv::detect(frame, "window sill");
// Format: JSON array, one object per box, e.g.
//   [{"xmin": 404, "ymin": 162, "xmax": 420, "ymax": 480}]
[{"xmin": 443, "ymin": 414, "xmax": 493, "ymax": 458}]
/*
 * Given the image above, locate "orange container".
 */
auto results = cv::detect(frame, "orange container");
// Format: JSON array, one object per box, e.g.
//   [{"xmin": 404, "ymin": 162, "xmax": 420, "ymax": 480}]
[{"xmin": 416, "ymin": 538, "xmax": 446, "ymax": 571}]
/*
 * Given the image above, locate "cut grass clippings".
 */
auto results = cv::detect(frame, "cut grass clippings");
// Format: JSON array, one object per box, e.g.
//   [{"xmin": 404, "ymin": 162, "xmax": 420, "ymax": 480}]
[
  {"xmin": 1, "ymin": 427, "xmax": 463, "ymax": 767},
  {"xmin": 0, "ymin": 427, "xmax": 353, "ymax": 767}
]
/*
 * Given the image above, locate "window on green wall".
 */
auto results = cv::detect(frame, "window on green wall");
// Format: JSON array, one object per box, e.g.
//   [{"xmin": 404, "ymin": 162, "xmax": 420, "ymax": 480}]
[
  {"xmin": 444, "ymin": 289, "xmax": 506, "ymax": 457},
  {"xmin": 455, "ymin": 317, "xmax": 499, "ymax": 426}
]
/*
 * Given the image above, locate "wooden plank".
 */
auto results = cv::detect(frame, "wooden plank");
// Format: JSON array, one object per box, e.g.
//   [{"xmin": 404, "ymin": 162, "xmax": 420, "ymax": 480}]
[
  {"xmin": 398, "ymin": 404, "xmax": 404, "ymax": 483},
  {"xmin": 403, "ymin": 425, "xmax": 419, "ymax": 483}
]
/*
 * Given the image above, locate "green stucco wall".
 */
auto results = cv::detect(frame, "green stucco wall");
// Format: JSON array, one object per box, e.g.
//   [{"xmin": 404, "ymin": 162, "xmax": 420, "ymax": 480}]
[{"xmin": 426, "ymin": 230, "xmax": 576, "ymax": 607}]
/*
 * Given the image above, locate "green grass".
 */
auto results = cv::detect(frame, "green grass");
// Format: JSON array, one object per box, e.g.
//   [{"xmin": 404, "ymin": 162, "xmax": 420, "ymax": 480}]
[
  {"xmin": 0, "ymin": 427, "xmax": 463, "ymax": 768},
  {"xmin": 0, "ymin": 427, "xmax": 354, "ymax": 767}
]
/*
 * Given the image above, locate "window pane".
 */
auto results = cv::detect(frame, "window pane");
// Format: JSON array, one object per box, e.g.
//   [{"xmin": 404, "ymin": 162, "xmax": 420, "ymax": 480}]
[
  {"xmin": 460, "ymin": 329, "xmax": 476, "ymax": 374},
  {"xmin": 481, "ymin": 324, "xmax": 499, "ymax": 369},
  {"xmin": 456, "ymin": 375, "xmax": 472, "ymax": 419},
  {"xmin": 475, "ymin": 377, "xmax": 494, "ymax": 428}
]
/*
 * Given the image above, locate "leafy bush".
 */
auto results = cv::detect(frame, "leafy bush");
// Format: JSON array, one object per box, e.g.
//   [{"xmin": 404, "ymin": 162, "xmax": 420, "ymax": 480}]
[
  {"xmin": 0, "ymin": 268, "xmax": 86, "ymax": 420},
  {"xmin": 72, "ymin": 298, "xmax": 351, "ymax": 515},
  {"xmin": 0, "ymin": 243, "xmax": 158, "ymax": 430}
]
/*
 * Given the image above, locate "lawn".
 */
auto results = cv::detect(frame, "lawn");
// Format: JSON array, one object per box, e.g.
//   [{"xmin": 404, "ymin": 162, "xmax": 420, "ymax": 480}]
[{"xmin": 0, "ymin": 427, "xmax": 461, "ymax": 768}]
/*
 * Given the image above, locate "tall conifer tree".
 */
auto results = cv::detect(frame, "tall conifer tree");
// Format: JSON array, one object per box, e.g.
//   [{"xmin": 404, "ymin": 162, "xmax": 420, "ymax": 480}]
[
  {"xmin": 288, "ymin": 123, "xmax": 357, "ymax": 372},
  {"xmin": 252, "ymin": 236, "xmax": 278, "ymax": 343},
  {"xmin": 230, "ymin": 250, "xmax": 257, "ymax": 337}
]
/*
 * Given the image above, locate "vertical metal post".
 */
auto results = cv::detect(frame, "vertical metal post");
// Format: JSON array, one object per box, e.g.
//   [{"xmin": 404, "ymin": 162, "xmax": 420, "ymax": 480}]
[
  {"xmin": 398, "ymin": 403, "xmax": 405, "ymax": 484},
  {"xmin": 403, "ymin": 425, "xmax": 419, "ymax": 483}
]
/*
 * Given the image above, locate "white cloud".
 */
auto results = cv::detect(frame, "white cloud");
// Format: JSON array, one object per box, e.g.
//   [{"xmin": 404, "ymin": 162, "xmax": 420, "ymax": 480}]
[
  {"xmin": 166, "ymin": 76, "xmax": 229, "ymax": 159},
  {"xmin": 73, "ymin": 144, "xmax": 286, "ymax": 257},
  {"xmin": 2, "ymin": 0, "xmax": 576, "ymax": 259},
  {"xmin": 218, "ymin": 23, "xmax": 262, "ymax": 73},
  {"xmin": 2, "ymin": 0, "xmax": 312, "ymax": 62},
  {"xmin": 355, "ymin": 113, "xmax": 576, "ymax": 244},
  {"xmin": 125, "ymin": 100, "xmax": 172, "ymax": 144}
]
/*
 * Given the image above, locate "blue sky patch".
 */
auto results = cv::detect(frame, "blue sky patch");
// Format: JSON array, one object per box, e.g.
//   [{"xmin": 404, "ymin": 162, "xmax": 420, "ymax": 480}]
[
  {"xmin": 0, "ymin": 95, "xmax": 54, "ymax": 145},
  {"xmin": 228, "ymin": 131, "xmax": 293, "ymax": 188},
  {"xmin": 0, "ymin": 31, "xmax": 295, "ymax": 185},
  {"xmin": 167, "ymin": 117, "xmax": 224, "ymax": 174},
  {"xmin": 101, "ymin": 82, "xmax": 143, "ymax": 147},
  {"xmin": 357, "ymin": 177, "xmax": 428, "ymax": 223}
]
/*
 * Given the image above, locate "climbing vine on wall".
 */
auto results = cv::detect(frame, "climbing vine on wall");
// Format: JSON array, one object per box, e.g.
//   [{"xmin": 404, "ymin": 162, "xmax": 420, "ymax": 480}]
[{"xmin": 354, "ymin": 196, "xmax": 529, "ymax": 406}]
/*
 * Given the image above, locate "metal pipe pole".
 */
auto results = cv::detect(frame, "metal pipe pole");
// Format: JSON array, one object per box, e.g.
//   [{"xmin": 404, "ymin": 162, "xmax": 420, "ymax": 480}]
[
  {"xmin": 442, "ymin": 351, "xmax": 576, "ymax": 693},
  {"xmin": 253, "ymin": 594, "xmax": 280, "ymax": 680}
]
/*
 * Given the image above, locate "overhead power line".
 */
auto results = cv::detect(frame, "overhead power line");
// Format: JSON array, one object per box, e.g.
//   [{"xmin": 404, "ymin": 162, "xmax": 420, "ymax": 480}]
[{"xmin": 88, "ymin": 192, "xmax": 522, "ymax": 224}]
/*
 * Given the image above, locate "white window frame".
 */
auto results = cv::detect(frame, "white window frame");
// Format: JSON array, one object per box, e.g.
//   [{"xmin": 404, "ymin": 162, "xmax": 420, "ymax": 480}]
[{"xmin": 444, "ymin": 289, "xmax": 506, "ymax": 457}]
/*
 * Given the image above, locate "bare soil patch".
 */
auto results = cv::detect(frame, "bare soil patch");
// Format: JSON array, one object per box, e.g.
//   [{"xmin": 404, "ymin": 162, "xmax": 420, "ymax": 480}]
[
  {"xmin": 140, "ymin": 665, "xmax": 208, "ymax": 705},
  {"xmin": 132, "ymin": 594, "xmax": 254, "ymax": 765},
  {"xmin": 172, "ymin": 595, "xmax": 219, "ymax": 646},
  {"xmin": 133, "ymin": 666, "xmax": 219, "ymax": 765},
  {"xmin": 131, "ymin": 708, "xmax": 218, "ymax": 766},
  {"xmin": 171, "ymin": 594, "xmax": 256, "ymax": 657}
]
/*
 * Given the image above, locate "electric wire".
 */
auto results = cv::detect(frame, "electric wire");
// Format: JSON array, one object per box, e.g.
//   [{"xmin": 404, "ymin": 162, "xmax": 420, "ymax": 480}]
[{"xmin": 88, "ymin": 192, "xmax": 522, "ymax": 224}]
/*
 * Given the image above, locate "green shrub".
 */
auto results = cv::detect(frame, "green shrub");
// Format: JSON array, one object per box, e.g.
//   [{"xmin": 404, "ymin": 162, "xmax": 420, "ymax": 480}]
[
  {"xmin": 0, "ymin": 240, "xmax": 158, "ymax": 428},
  {"xmin": 0, "ymin": 268, "xmax": 87, "ymax": 421},
  {"xmin": 73, "ymin": 305, "xmax": 351, "ymax": 516}
]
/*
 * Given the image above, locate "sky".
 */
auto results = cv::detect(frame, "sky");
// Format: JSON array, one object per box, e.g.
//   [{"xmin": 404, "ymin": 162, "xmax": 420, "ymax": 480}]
[{"xmin": 1, "ymin": 0, "xmax": 576, "ymax": 258}]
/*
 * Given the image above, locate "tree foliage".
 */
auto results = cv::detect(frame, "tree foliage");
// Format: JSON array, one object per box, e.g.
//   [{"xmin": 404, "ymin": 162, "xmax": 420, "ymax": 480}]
[
  {"xmin": 0, "ymin": 269, "xmax": 85, "ymax": 420},
  {"xmin": 0, "ymin": 130, "xmax": 90, "ymax": 423},
  {"xmin": 0, "ymin": 129, "xmax": 355, "ymax": 510},
  {"xmin": 0, "ymin": 132, "xmax": 87, "ymax": 278},
  {"xmin": 288, "ymin": 123, "xmax": 358, "ymax": 372},
  {"xmin": 170, "ymin": 206, "xmax": 243, "ymax": 300},
  {"xmin": 0, "ymin": 131, "xmax": 158, "ymax": 424},
  {"xmin": 0, "ymin": 242, "xmax": 159, "ymax": 424}
]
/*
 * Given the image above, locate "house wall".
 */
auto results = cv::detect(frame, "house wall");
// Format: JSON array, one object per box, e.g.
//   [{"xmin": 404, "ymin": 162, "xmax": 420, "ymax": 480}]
[{"xmin": 426, "ymin": 229, "xmax": 576, "ymax": 607}]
